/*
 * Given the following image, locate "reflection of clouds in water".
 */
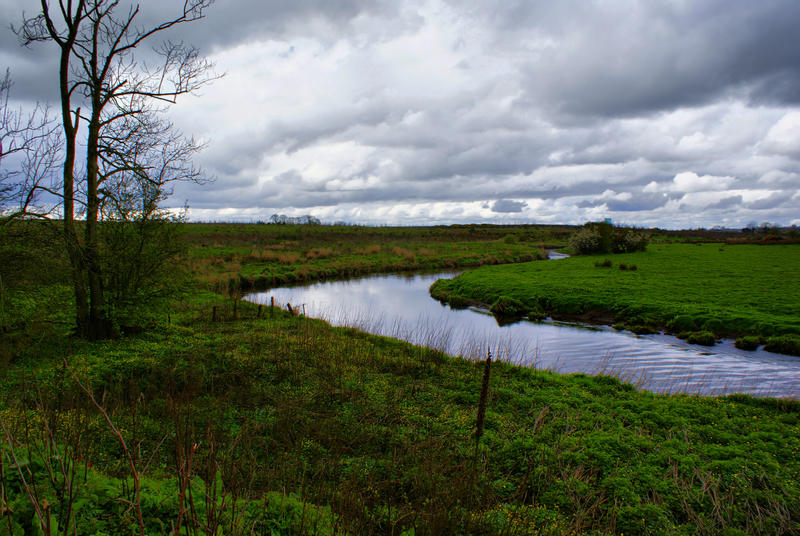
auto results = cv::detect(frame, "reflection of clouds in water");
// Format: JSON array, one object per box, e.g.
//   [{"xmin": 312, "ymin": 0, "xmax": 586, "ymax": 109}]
[{"xmin": 246, "ymin": 273, "xmax": 800, "ymax": 398}]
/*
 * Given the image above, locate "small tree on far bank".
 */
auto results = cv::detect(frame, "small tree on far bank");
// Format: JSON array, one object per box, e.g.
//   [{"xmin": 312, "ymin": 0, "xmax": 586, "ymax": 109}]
[
  {"xmin": 568, "ymin": 221, "xmax": 649, "ymax": 255},
  {"xmin": 15, "ymin": 0, "xmax": 216, "ymax": 339}
]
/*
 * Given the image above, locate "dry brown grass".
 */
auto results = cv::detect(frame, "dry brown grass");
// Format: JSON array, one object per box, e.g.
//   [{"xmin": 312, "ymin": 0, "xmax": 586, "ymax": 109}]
[
  {"xmin": 246, "ymin": 250, "xmax": 302, "ymax": 264},
  {"xmin": 391, "ymin": 246, "xmax": 417, "ymax": 261},
  {"xmin": 306, "ymin": 247, "xmax": 335, "ymax": 259},
  {"xmin": 355, "ymin": 245, "xmax": 381, "ymax": 255}
]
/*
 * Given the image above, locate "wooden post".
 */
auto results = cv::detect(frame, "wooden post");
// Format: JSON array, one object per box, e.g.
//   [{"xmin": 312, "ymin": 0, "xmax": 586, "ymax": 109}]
[
  {"xmin": 270, "ymin": 296, "xmax": 274, "ymax": 317},
  {"xmin": 212, "ymin": 306, "xmax": 217, "ymax": 322},
  {"xmin": 257, "ymin": 304, "xmax": 263, "ymax": 318},
  {"xmin": 233, "ymin": 299, "xmax": 238, "ymax": 320},
  {"xmin": 287, "ymin": 303, "xmax": 294, "ymax": 315}
]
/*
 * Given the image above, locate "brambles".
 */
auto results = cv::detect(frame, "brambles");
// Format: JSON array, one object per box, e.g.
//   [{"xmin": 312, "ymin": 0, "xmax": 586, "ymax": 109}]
[
  {"xmin": 568, "ymin": 222, "xmax": 649, "ymax": 255},
  {"xmin": 569, "ymin": 226, "xmax": 603, "ymax": 254}
]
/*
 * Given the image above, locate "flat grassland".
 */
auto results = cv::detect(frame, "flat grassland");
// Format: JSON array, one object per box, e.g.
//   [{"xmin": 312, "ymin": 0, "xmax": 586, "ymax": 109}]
[
  {"xmin": 431, "ymin": 243, "xmax": 800, "ymax": 343},
  {"xmin": 3, "ymin": 301, "xmax": 799, "ymax": 535},
  {"xmin": 181, "ymin": 223, "xmax": 571, "ymax": 292},
  {"xmin": 2, "ymin": 224, "xmax": 799, "ymax": 535}
]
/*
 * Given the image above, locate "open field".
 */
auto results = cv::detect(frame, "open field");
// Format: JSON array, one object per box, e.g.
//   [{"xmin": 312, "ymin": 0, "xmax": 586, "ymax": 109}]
[
  {"xmin": 431, "ymin": 243, "xmax": 800, "ymax": 354},
  {"xmin": 180, "ymin": 223, "xmax": 572, "ymax": 293},
  {"xmin": 2, "ymin": 223, "xmax": 799, "ymax": 534},
  {"xmin": 2, "ymin": 298, "xmax": 799, "ymax": 535}
]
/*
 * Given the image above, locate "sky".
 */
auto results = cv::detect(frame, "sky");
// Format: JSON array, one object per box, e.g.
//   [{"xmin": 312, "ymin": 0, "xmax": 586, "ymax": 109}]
[{"xmin": 1, "ymin": 0, "xmax": 799, "ymax": 228}]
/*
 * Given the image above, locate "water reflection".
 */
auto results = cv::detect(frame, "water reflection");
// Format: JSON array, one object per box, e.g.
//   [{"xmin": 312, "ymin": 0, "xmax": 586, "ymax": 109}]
[{"xmin": 245, "ymin": 272, "xmax": 800, "ymax": 398}]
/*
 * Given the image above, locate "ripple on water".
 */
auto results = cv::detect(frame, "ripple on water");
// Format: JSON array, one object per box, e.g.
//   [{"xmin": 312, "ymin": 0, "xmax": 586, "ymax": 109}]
[{"xmin": 245, "ymin": 272, "xmax": 800, "ymax": 399}]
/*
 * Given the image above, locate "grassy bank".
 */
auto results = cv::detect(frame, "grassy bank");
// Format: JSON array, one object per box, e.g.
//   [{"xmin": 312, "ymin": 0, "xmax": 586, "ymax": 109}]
[
  {"xmin": 181, "ymin": 223, "xmax": 571, "ymax": 293},
  {"xmin": 2, "ymin": 224, "xmax": 800, "ymax": 534},
  {"xmin": 2, "ymin": 298, "xmax": 799, "ymax": 535},
  {"xmin": 431, "ymin": 243, "xmax": 800, "ymax": 354}
]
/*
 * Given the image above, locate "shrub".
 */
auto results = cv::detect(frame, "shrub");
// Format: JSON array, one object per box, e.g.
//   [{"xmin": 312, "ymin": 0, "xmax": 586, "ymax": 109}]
[
  {"xmin": 569, "ymin": 226, "xmax": 603, "ymax": 254},
  {"xmin": 527, "ymin": 308, "xmax": 547, "ymax": 321},
  {"xmin": 735, "ymin": 336, "xmax": 763, "ymax": 351},
  {"xmin": 594, "ymin": 259, "xmax": 613, "ymax": 268},
  {"xmin": 702, "ymin": 318, "xmax": 726, "ymax": 335},
  {"xmin": 490, "ymin": 296, "xmax": 528, "ymax": 318},
  {"xmin": 613, "ymin": 229, "xmax": 649, "ymax": 253},
  {"xmin": 687, "ymin": 331, "xmax": 716, "ymax": 346},
  {"xmin": 667, "ymin": 315, "xmax": 696, "ymax": 333},
  {"xmin": 568, "ymin": 222, "xmax": 648, "ymax": 255},
  {"xmin": 764, "ymin": 335, "xmax": 800, "ymax": 356}
]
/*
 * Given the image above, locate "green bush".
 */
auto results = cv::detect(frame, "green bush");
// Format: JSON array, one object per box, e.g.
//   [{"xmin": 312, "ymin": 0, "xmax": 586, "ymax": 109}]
[
  {"xmin": 702, "ymin": 318, "xmax": 726, "ymax": 335},
  {"xmin": 613, "ymin": 229, "xmax": 649, "ymax": 253},
  {"xmin": 735, "ymin": 336, "xmax": 763, "ymax": 351},
  {"xmin": 686, "ymin": 331, "xmax": 716, "ymax": 346},
  {"xmin": 568, "ymin": 222, "xmax": 648, "ymax": 255},
  {"xmin": 569, "ymin": 226, "xmax": 603, "ymax": 254},
  {"xmin": 527, "ymin": 308, "xmax": 547, "ymax": 321},
  {"xmin": 764, "ymin": 335, "xmax": 800, "ymax": 356},
  {"xmin": 490, "ymin": 296, "xmax": 528, "ymax": 318},
  {"xmin": 667, "ymin": 315, "xmax": 696, "ymax": 333}
]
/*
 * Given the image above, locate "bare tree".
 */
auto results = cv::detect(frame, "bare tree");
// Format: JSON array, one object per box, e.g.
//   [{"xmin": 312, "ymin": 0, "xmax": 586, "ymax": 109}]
[
  {"xmin": 17, "ymin": 0, "xmax": 216, "ymax": 338},
  {"xmin": 0, "ymin": 69, "xmax": 62, "ymax": 215}
]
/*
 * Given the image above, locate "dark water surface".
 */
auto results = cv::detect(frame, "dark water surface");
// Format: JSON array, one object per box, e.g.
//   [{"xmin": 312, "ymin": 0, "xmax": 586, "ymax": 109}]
[{"xmin": 245, "ymin": 271, "xmax": 800, "ymax": 398}]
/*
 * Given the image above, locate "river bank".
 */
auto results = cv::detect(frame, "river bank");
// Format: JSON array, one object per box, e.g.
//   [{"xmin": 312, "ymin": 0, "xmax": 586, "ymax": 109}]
[
  {"xmin": 3, "ymin": 296, "xmax": 799, "ymax": 534},
  {"xmin": 2, "ymin": 224, "xmax": 799, "ymax": 534},
  {"xmin": 430, "ymin": 243, "xmax": 800, "ymax": 356},
  {"xmin": 246, "ymin": 271, "xmax": 800, "ymax": 398}
]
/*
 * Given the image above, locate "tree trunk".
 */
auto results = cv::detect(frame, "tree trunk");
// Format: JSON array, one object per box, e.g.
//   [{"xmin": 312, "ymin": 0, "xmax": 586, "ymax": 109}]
[
  {"xmin": 55, "ymin": 16, "xmax": 90, "ymax": 338},
  {"xmin": 84, "ymin": 102, "xmax": 110, "ymax": 339}
]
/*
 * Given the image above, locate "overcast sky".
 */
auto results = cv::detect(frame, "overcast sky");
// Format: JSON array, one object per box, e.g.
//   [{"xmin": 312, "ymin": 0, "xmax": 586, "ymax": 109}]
[{"xmin": 2, "ymin": 0, "xmax": 800, "ymax": 227}]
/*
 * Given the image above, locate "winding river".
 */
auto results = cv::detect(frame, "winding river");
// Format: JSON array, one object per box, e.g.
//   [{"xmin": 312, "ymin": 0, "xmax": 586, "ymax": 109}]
[{"xmin": 245, "ymin": 267, "xmax": 800, "ymax": 399}]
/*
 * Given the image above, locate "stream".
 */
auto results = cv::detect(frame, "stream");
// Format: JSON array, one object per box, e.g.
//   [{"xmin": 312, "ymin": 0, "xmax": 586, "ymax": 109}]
[{"xmin": 245, "ymin": 267, "xmax": 799, "ymax": 398}]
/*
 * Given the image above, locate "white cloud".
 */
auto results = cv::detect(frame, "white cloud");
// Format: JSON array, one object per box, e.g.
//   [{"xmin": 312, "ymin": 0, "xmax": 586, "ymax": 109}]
[{"xmin": 4, "ymin": 0, "xmax": 800, "ymax": 227}]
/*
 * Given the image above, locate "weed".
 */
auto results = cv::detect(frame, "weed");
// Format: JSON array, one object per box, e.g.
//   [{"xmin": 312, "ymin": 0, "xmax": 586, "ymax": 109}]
[
  {"xmin": 735, "ymin": 336, "xmax": 763, "ymax": 351},
  {"xmin": 686, "ymin": 331, "xmax": 716, "ymax": 346}
]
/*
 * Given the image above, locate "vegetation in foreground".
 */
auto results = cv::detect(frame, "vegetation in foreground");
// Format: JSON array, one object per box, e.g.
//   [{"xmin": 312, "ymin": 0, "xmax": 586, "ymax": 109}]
[
  {"xmin": 1, "ymin": 223, "xmax": 799, "ymax": 535},
  {"xmin": 431, "ymin": 243, "xmax": 800, "ymax": 354},
  {"xmin": 2, "ymin": 299, "xmax": 799, "ymax": 535}
]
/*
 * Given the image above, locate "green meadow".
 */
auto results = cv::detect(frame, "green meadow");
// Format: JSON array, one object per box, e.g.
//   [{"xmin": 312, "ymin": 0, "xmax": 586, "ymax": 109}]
[
  {"xmin": 431, "ymin": 243, "xmax": 800, "ymax": 354},
  {"xmin": 1, "ymin": 223, "xmax": 799, "ymax": 535}
]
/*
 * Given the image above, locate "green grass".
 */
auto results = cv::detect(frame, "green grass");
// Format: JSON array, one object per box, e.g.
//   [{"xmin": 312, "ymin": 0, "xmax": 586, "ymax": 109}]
[
  {"xmin": 180, "ymin": 223, "xmax": 571, "ymax": 293},
  {"xmin": 2, "ymin": 225, "xmax": 800, "ymax": 534},
  {"xmin": 431, "ymin": 243, "xmax": 800, "ymax": 346},
  {"xmin": 2, "ymin": 300, "xmax": 799, "ymax": 535}
]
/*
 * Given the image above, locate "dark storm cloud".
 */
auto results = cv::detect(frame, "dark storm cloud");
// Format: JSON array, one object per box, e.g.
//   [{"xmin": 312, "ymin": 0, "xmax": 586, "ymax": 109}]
[
  {"xmin": 3, "ymin": 0, "xmax": 800, "ymax": 227},
  {"xmin": 745, "ymin": 191, "xmax": 796, "ymax": 210},
  {"xmin": 490, "ymin": 199, "xmax": 527, "ymax": 213},
  {"xmin": 487, "ymin": 1, "xmax": 800, "ymax": 119},
  {"xmin": 705, "ymin": 195, "xmax": 743, "ymax": 210}
]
